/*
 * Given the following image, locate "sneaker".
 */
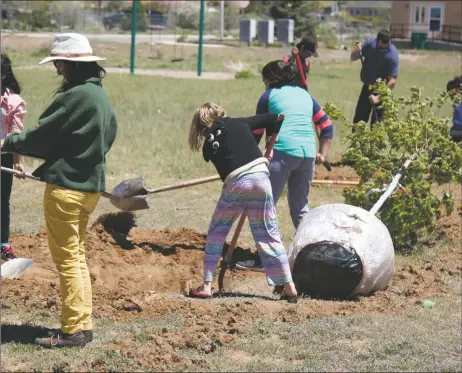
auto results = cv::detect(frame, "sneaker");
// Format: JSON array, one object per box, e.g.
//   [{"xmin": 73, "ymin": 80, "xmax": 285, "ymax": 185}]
[
  {"xmin": 35, "ymin": 330, "xmax": 87, "ymax": 348},
  {"xmin": 1, "ymin": 245, "xmax": 17, "ymax": 261},
  {"xmin": 47, "ymin": 328, "xmax": 93, "ymax": 343},
  {"xmin": 235, "ymin": 260, "xmax": 265, "ymax": 272}
]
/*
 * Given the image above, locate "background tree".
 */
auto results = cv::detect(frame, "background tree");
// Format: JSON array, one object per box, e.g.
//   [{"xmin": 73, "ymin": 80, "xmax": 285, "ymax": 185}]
[
  {"xmin": 121, "ymin": 0, "xmax": 147, "ymax": 31},
  {"xmin": 106, "ymin": 0, "xmax": 124, "ymax": 13},
  {"xmin": 244, "ymin": 0, "xmax": 273, "ymax": 15},
  {"xmin": 269, "ymin": 0, "xmax": 321, "ymax": 37}
]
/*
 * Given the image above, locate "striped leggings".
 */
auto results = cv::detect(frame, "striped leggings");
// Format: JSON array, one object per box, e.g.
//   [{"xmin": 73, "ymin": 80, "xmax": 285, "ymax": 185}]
[{"xmin": 203, "ymin": 171, "xmax": 292, "ymax": 286}]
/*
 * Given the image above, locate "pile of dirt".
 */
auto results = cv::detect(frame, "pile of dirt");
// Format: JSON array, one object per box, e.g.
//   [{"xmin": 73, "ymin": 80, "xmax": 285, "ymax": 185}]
[
  {"xmin": 1, "ymin": 211, "xmax": 460, "ymax": 369},
  {"xmin": 0, "ymin": 214, "xmax": 262, "ymax": 320}
]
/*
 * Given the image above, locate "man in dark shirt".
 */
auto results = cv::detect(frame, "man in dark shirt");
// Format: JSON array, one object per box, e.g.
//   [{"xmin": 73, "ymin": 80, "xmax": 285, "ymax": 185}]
[{"xmin": 351, "ymin": 29, "xmax": 400, "ymax": 126}]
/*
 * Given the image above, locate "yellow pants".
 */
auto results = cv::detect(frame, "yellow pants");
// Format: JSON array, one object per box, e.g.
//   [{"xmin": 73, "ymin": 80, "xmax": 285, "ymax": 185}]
[{"xmin": 43, "ymin": 183, "xmax": 101, "ymax": 334}]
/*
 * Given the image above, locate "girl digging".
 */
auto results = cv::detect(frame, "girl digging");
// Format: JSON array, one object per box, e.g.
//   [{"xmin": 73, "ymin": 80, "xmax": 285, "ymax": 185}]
[
  {"xmin": 1, "ymin": 53, "xmax": 26, "ymax": 261},
  {"xmin": 188, "ymin": 103, "xmax": 297, "ymax": 300}
]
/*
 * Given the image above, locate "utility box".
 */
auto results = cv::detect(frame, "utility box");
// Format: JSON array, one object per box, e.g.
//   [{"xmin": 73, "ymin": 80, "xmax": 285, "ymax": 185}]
[
  {"xmin": 240, "ymin": 19, "xmax": 257, "ymax": 45},
  {"xmin": 258, "ymin": 19, "xmax": 275, "ymax": 45},
  {"xmin": 277, "ymin": 19, "xmax": 294, "ymax": 46}
]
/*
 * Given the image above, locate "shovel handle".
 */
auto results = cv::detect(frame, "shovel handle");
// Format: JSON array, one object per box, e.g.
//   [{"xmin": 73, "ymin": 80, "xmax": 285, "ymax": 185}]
[
  {"xmin": 1, "ymin": 166, "xmax": 40, "ymax": 181},
  {"xmin": 146, "ymin": 175, "xmax": 221, "ymax": 194},
  {"xmin": 1, "ymin": 166, "xmax": 115, "ymax": 200},
  {"xmin": 291, "ymin": 47, "xmax": 308, "ymax": 91}
]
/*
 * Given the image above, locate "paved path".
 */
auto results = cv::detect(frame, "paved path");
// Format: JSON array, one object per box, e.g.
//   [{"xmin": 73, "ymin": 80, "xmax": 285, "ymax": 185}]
[{"xmin": 18, "ymin": 64, "xmax": 235, "ymax": 80}]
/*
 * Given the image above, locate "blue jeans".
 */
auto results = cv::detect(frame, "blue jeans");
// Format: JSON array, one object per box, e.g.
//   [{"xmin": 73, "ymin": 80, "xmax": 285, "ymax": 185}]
[{"xmin": 269, "ymin": 149, "xmax": 315, "ymax": 229}]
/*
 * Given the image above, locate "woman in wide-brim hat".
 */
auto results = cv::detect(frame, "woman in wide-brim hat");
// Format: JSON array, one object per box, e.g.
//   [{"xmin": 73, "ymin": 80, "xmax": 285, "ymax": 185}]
[{"xmin": 1, "ymin": 33, "xmax": 118, "ymax": 348}]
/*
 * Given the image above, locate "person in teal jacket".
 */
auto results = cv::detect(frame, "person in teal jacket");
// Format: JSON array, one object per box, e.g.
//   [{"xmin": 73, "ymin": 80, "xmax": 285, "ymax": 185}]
[
  {"xmin": 237, "ymin": 60, "xmax": 333, "ymax": 273},
  {"xmin": 1, "ymin": 33, "xmax": 117, "ymax": 348}
]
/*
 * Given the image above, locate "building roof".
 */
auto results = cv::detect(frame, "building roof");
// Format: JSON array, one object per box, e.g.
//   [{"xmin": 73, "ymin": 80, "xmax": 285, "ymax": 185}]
[{"xmin": 343, "ymin": 1, "xmax": 391, "ymax": 9}]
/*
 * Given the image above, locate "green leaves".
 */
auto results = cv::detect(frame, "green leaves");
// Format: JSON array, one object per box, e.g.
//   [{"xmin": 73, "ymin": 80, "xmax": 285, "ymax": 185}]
[{"xmin": 325, "ymin": 81, "xmax": 462, "ymax": 250}]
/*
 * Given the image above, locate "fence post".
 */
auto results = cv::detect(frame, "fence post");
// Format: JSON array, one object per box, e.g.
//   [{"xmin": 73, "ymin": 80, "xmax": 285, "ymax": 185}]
[
  {"xmin": 220, "ymin": 0, "xmax": 224, "ymax": 41},
  {"xmin": 130, "ymin": 0, "xmax": 138, "ymax": 74},
  {"xmin": 198, "ymin": 0, "xmax": 205, "ymax": 77}
]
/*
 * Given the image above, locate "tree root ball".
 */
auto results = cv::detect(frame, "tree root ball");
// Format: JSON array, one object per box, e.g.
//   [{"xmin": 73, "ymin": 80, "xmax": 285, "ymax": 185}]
[{"xmin": 288, "ymin": 203, "xmax": 394, "ymax": 298}]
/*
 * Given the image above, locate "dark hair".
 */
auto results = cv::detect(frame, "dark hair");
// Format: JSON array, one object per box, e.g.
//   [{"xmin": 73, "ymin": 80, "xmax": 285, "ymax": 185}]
[
  {"xmin": 377, "ymin": 30, "xmax": 391, "ymax": 44},
  {"xmin": 447, "ymin": 76, "xmax": 462, "ymax": 92},
  {"xmin": 56, "ymin": 61, "xmax": 106, "ymax": 94},
  {"xmin": 296, "ymin": 34, "xmax": 318, "ymax": 53},
  {"xmin": 261, "ymin": 60, "xmax": 297, "ymax": 89},
  {"xmin": 1, "ymin": 53, "xmax": 21, "ymax": 95}
]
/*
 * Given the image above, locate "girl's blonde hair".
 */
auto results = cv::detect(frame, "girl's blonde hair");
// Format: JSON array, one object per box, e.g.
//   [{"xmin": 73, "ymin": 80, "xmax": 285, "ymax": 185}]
[{"xmin": 188, "ymin": 102, "xmax": 226, "ymax": 151}]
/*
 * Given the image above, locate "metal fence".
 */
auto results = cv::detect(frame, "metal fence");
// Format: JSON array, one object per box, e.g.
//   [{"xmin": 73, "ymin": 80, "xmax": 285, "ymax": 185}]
[
  {"xmin": 1, "ymin": 5, "xmax": 389, "ymax": 47},
  {"xmin": 391, "ymin": 23, "xmax": 462, "ymax": 43},
  {"xmin": 1, "ymin": 6, "xmax": 242, "ymax": 35}
]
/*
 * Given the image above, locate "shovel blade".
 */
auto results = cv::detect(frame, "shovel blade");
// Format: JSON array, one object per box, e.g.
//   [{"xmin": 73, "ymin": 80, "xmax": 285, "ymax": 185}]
[
  {"xmin": 110, "ymin": 195, "xmax": 150, "ymax": 212},
  {"xmin": 108, "ymin": 176, "xmax": 151, "ymax": 212},
  {"xmin": 1, "ymin": 258, "xmax": 33, "ymax": 279},
  {"xmin": 112, "ymin": 176, "xmax": 148, "ymax": 199}
]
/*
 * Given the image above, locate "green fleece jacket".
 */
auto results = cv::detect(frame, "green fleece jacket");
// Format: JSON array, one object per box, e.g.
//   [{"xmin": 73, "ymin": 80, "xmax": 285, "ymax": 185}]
[{"xmin": 3, "ymin": 78, "xmax": 117, "ymax": 193}]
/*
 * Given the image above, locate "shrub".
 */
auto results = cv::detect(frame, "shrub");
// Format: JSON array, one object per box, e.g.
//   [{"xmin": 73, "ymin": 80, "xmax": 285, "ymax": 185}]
[
  {"xmin": 317, "ymin": 25, "xmax": 338, "ymax": 50},
  {"xmin": 121, "ymin": 2, "xmax": 147, "ymax": 32},
  {"xmin": 324, "ymin": 80, "xmax": 462, "ymax": 250},
  {"xmin": 235, "ymin": 70, "xmax": 255, "ymax": 79},
  {"xmin": 176, "ymin": 3, "xmax": 200, "ymax": 31}
]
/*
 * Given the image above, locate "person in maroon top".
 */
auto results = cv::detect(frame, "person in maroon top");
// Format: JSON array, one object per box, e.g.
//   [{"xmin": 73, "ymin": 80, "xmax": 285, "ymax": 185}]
[{"xmin": 282, "ymin": 35, "xmax": 319, "ymax": 90}]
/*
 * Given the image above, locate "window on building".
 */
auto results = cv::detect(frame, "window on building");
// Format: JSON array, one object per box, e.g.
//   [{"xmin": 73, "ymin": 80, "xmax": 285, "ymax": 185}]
[
  {"xmin": 415, "ymin": 6, "xmax": 420, "ymax": 23},
  {"xmin": 421, "ymin": 7, "xmax": 425, "ymax": 22},
  {"xmin": 429, "ymin": 6, "xmax": 442, "ymax": 31}
]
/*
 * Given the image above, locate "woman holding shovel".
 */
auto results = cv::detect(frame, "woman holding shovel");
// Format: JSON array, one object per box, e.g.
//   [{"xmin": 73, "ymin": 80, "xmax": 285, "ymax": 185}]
[
  {"xmin": 1, "ymin": 53, "xmax": 26, "ymax": 262},
  {"xmin": 188, "ymin": 103, "xmax": 297, "ymax": 300},
  {"xmin": 1, "ymin": 33, "xmax": 117, "ymax": 348}
]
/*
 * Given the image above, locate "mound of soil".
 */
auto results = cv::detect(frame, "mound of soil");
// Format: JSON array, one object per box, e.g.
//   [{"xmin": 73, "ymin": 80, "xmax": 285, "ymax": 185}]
[
  {"xmin": 1, "ymin": 211, "xmax": 460, "ymax": 371},
  {"xmin": 0, "ymin": 213, "xmax": 262, "ymax": 321}
]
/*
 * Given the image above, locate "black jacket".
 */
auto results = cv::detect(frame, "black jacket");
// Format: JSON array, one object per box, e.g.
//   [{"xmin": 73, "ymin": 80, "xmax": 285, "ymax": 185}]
[{"xmin": 203, "ymin": 114, "xmax": 282, "ymax": 181}]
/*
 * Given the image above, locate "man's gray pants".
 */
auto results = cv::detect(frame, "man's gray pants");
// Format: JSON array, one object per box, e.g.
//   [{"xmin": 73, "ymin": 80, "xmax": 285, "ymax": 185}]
[{"xmin": 269, "ymin": 149, "xmax": 315, "ymax": 229}]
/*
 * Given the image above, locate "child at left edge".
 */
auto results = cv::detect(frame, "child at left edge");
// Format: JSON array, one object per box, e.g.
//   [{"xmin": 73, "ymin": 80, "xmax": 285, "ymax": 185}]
[
  {"xmin": 188, "ymin": 102, "xmax": 297, "ymax": 300},
  {"xmin": 1, "ymin": 53, "xmax": 26, "ymax": 261}
]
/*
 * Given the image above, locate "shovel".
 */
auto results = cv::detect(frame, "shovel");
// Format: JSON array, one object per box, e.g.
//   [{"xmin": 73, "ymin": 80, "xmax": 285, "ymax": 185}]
[
  {"xmin": 0, "ymin": 166, "xmax": 141, "ymax": 211},
  {"xmin": 1, "ymin": 258, "xmax": 33, "ymax": 280},
  {"xmin": 110, "ymin": 174, "xmax": 222, "ymax": 211}
]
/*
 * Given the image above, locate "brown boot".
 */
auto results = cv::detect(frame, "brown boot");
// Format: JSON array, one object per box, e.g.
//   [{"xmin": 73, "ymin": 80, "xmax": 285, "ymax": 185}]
[
  {"xmin": 47, "ymin": 328, "xmax": 93, "ymax": 342},
  {"xmin": 35, "ymin": 330, "xmax": 87, "ymax": 348}
]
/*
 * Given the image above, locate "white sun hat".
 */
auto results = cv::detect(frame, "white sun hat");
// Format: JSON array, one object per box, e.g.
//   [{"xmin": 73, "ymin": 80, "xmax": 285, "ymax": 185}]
[{"xmin": 39, "ymin": 33, "xmax": 106, "ymax": 65}]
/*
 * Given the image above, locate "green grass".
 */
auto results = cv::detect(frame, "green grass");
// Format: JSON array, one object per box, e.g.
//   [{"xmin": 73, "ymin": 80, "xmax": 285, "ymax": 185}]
[
  {"xmin": 1, "ymin": 40, "xmax": 461, "ymax": 372},
  {"xmin": 212, "ymin": 295, "xmax": 462, "ymax": 372}
]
